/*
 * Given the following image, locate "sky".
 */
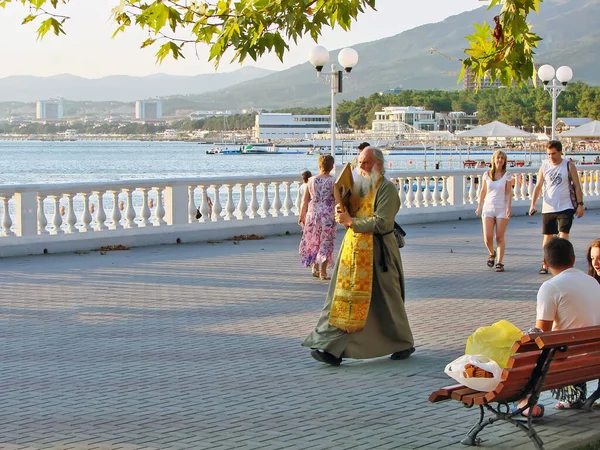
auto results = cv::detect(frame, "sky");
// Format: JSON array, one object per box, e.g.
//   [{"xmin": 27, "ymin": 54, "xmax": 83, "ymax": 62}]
[{"xmin": 0, "ymin": 0, "xmax": 484, "ymax": 78}]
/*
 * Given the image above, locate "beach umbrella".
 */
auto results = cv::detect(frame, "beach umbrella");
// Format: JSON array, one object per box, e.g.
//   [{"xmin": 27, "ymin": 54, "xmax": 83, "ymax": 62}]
[
  {"xmin": 558, "ymin": 120, "xmax": 600, "ymax": 138},
  {"xmin": 456, "ymin": 121, "xmax": 535, "ymax": 139}
]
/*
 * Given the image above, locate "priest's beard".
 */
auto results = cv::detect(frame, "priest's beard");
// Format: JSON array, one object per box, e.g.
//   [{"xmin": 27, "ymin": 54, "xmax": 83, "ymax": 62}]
[{"xmin": 353, "ymin": 168, "xmax": 381, "ymax": 197}]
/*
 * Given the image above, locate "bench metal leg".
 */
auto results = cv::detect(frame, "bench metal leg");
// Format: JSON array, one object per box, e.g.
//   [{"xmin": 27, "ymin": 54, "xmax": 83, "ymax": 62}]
[
  {"xmin": 582, "ymin": 380, "xmax": 600, "ymax": 412},
  {"xmin": 460, "ymin": 404, "xmax": 545, "ymax": 450}
]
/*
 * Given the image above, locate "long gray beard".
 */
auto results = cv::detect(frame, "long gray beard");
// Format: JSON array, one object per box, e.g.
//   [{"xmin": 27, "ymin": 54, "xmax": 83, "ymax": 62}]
[{"xmin": 353, "ymin": 169, "xmax": 380, "ymax": 197}]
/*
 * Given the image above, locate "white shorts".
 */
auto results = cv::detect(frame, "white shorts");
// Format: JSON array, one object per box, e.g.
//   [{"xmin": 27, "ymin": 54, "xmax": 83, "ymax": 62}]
[{"xmin": 482, "ymin": 207, "xmax": 509, "ymax": 219}]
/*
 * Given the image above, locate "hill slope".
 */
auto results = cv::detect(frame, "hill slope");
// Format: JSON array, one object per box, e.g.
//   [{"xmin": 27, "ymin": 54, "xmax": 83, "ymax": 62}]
[{"xmin": 187, "ymin": 0, "xmax": 600, "ymax": 109}]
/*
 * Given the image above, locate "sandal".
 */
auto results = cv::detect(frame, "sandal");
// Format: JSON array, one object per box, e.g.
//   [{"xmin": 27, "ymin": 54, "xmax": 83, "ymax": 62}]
[
  {"xmin": 513, "ymin": 402, "xmax": 545, "ymax": 418},
  {"xmin": 495, "ymin": 263, "xmax": 505, "ymax": 272},
  {"xmin": 320, "ymin": 274, "xmax": 331, "ymax": 281},
  {"xmin": 487, "ymin": 252, "xmax": 496, "ymax": 268},
  {"xmin": 539, "ymin": 264, "xmax": 549, "ymax": 275},
  {"xmin": 555, "ymin": 401, "xmax": 583, "ymax": 410},
  {"xmin": 312, "ymin": 266, "xmax": 320, "ymax": 278}
]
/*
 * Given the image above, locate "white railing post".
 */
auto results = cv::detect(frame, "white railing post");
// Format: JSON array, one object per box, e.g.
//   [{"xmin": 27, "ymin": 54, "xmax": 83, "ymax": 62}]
[
  {"xmin": 50, "ymin": 195, "xmax": 63, "ymax": 235},
  {"xmin": 595, "ymin": 170, "xmax": 600, "ymax": 196},
  {"xmin": 224, "ymin": 184, "xmax": 236, "ymax": 221},
  {"xmin": 94, "ymin": 191, "xmax": 108, "ymax": 231},
  {"xmin": 109, "ymin": 190, "xmax": 122, "ymax": 230},
  {"xmin": 294, "ymin": 182, "xmax": 302, "ymax": 216},
  {"xmin": 447, "ymin": 174, "xmax": 464, "ymax": 206},
  {"xmin": 198, "ymin": 185, "xmax": 210, "ymax": 223},
  {"xmin": 249, "ymin": 183, "xmax": 259, "ymax": 218},
  {"xmin": 163, "ymin": 184, "xmax": 188, "ymax": 226},
  {"xmin": 65, "ymin": 193, "xmax": 79, "ymax": 234},
  {"xmin": 236, "ymin": 183, "xmax": 249, "ymax": 219},
  {"xmin": 188, "ymin": 186, "xmax": 197, "ymax": 223},
  {"xmin": 272, "ymin": 182, "xmax": 282, "ymax": 217},
  {"xmin": 210, "ymin": 185, "xmax": 222, "ymax": 221},
  {"xmin": 139, "ymin": 188, "xmax": 151, "ymax": 227},
  {"xmin": 282, "ymin": 182, "xmax": 293, "ymax": 216},
  {"xmin": 13, "ymin": 191, "xmax": 37, "ymax": 237},
  {"xmin": 441, "ymin": 176, "xmax": 450, "ymax": 206},
  {"xmin": 154, "ymin": 187, "xmax": 166, "ymax": 226},
  {"xmin": 260, "ymin": 182, "xmax": 271, "ymax": 218},
  {"xmin": 405, "ymin": 177, "xmax": 414, "ymax": 208},
  {"xmin": 0, "ymin": 195, "xmax": 15, "ymax": 237},
  {"xmin": 80, "ymin": 193, "xmax": 93, "ymax": 232},
  {"xmin": 397, "ymin": 177, "xmax": 405, "ymax": 209},
  {"xmin": 37, "ymin": 195, "xmax": 48, "ymax": 235}
]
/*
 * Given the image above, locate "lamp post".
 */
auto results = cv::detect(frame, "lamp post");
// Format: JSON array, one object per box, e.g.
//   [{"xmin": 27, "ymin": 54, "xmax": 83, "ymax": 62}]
[
  {"xmin": 308, "ymin": 46, "xmax": 359, "ymax": 169},
  {"xmin": 538, "ymin": 64, "xmax": 573, "ymax": 140}
]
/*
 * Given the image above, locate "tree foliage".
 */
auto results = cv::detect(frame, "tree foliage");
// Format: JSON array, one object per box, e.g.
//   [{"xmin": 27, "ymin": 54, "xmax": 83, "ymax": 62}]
[{"xmin": 3, "ymin": 0, "xmax": 543, "ymax": 87}]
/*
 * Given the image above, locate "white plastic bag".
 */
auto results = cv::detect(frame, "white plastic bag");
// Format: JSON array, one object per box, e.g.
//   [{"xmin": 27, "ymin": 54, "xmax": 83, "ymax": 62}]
[{"xmin": 444, "ymin": 354, "xmax": 503, "ymax": 392}]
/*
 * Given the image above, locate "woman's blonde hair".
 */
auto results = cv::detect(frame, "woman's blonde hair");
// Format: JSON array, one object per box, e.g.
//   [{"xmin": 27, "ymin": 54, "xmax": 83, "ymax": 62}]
[
  {"xmin": 318, "ymin": 154, "xmax": 334, "ymax": 172},
  {"xmin": 490, "ymin": 150, "xmax": 507, "ymax": 180}
]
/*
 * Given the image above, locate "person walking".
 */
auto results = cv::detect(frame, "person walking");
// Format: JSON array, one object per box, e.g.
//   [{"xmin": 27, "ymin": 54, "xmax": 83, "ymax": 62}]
[
  {"xmin": 302, "ymin": 146, "xmax": 414, "ymax": 366},
  {"xmin": 529, "ymin": 140, "xmax": 584, "ymax": 274},
  {"xmin": 298, "ymin": 156, "xmax": 336, "ymax": 280},
  {"xmin": 475, "ymin": 150, "xmax": 513, "ymax": 272}
]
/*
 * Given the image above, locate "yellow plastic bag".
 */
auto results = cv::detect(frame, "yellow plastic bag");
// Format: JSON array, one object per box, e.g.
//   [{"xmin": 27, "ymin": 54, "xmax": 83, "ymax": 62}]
[{"xmin": 465, "ymin": 320, "xmax": 523, "ymax": 368}]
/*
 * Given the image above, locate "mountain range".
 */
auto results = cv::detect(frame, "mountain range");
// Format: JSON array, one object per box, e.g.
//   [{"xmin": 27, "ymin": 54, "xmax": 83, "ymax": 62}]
[
  {"xmin": 0, "ymin": 67, "xmax": 274, "ymax": 102},
  {"xmin": 1, "ymin": 0, "xmax": 599, "ymax": 110}
]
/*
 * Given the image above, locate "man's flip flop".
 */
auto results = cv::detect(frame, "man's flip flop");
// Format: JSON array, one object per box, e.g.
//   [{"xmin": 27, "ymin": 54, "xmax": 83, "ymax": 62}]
[{"xmin": 512, "ymin": 403, "xmax": 545, "ymax": 418}]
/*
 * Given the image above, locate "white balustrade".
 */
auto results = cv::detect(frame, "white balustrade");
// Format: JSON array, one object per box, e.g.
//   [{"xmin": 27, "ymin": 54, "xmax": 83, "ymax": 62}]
[{"xmin": 0, "ymin": 168, "xmax": 598, "ymax": 250}]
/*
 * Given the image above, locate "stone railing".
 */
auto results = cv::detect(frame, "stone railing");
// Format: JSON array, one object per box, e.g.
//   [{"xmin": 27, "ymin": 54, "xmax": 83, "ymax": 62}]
[{"xmin": 1, "ymin": 166, "xmax": 599, "ymax": 257}]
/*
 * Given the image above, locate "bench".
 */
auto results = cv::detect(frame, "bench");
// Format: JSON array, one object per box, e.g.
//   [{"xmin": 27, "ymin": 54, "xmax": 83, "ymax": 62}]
[{"xmin": 429, "ymin": 326, "xmax": 600, "ymax": 450}]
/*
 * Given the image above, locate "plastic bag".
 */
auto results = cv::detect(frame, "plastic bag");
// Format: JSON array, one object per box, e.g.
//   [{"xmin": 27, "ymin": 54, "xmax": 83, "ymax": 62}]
[
  {"xmin": 465, "ymin": 319, "xmax": 523, "ymax": 368},
  {"xmin": 444, "ymin": 354, "xmax": 503, "ymax": 392}
]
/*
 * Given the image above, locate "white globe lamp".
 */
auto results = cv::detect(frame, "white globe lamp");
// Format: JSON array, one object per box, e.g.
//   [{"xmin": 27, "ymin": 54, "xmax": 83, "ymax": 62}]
[
  {"xmin": 538, "ymin": 64, "xmax": 555, "ymax": 84},
  {"xmin": 309, "ymin": 46, "xmax": 330, "ymax": 72},
  {"xmin": 556, "ymin": 66, "xmax": 573, "ymax": 85},
  {"xmin": 338, "ymin": 47, "xmax": 359, "ymax": 73}
]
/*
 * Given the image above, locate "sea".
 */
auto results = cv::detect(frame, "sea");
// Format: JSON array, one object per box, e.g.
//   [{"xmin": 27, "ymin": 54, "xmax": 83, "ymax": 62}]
[{"xmin": 0, "ymin": 140, "xmax": 546, "ymax": 186}]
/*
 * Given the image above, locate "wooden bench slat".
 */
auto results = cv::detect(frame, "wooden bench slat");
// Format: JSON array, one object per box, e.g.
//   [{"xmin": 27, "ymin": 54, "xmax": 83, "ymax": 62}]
[
  {"xmin": 428, "ymin": 384, "xmax": 465, "ymax": 403},
  {"xmin": 541, "ymin": 364, "xmax": 600, "ymax": 390},
  {"xmin": 451, "ymin": 387, "xmax": 480, "ymax": 402},
  {"xmin": 507, "ymin": 351, "xmax": 542, "ymax": 369},
  {"xmin": 511, "ymin": 340, "xmax": 539, "ymax": 354},
  {"xmin": 502, "ymin": 352, "xmax": 600, "ymax": 382},
  {"xmin": 460, "ymin": 391, "xmax": 487, "ymax": 406},
  {"xmin": 519, "ymin": 325, "xmax": 600, "ymax": 344},
  {"xmin": 535, "ymin": 328, "xmax": 600, "ymax": 349}
]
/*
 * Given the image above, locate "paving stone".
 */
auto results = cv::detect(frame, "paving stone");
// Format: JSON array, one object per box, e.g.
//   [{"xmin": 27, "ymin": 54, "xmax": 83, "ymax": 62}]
[{"xmin": 1, "ymin": 214, "xmax": 600, "ymax": 449}]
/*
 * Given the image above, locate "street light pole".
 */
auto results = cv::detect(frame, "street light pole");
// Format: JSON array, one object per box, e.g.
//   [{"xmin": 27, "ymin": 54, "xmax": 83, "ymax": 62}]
[
  {"xmin": 538, "ymin": 64, "xmax": 573, "ymax": 140},
  {"xmin": 309, "ymin": 46, "xmax": 358, "ymax": 171}
]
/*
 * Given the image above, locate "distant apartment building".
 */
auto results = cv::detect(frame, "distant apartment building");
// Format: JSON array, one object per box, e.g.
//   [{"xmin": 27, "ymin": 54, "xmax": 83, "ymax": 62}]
[
  {"xmin": 253, "ymin": 113, "xmax": 330, "ymax": 140},
  {"xmin": 135, "ymin": 100, "xmax": 162, "ymax": 120},
  {"xmin": 372, "ymin": 106, "xmax": 437, "ymax": 134},
  {"xmin": 36, "ymin": 100, "xmax": 64, "ymax": 120},
  {"xmin": 436, "ymin": 111, "xmax": 479, "ymax": 133},
  {"xmin": 463, "ymin": 64, "xmax": 542, "ymax": 90}
]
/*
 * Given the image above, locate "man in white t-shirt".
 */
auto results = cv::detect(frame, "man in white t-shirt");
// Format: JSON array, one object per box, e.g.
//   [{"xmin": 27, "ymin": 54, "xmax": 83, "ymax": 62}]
[
  {"xmin": 529, "ymin": 140, "xmax": 584, "ymax": 274},
  {"xmin": 534, "ymin": 237, "xmax": 600, "ymax": 410}
]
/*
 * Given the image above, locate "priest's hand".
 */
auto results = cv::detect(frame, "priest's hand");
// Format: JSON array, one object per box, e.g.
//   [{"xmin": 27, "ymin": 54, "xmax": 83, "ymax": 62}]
[{"xmin": 335, "ymin": 206, "xmax": 352, "ymax": 228}]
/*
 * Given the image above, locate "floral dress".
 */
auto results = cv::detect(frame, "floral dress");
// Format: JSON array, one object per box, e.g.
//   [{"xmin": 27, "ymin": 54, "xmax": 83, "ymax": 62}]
[{"xmin": 299, "ymin": 176, "xmax": 336, "ymax": 267}]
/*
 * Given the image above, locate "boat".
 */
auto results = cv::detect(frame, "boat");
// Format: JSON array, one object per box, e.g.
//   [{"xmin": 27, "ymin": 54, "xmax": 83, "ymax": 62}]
[
  {"xmin": 206, "ymin": 147, "xmax": 242, "ymax": 155},
  {"xmin": 242, "ymin": 144, "xmax": 281, "ymax": 155}
]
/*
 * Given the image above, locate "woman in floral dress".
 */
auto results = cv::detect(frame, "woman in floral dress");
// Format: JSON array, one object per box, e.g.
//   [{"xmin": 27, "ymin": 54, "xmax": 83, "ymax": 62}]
[{"xmin": 298, "ymin": 155, "xmax": 336, "ymax": 280}]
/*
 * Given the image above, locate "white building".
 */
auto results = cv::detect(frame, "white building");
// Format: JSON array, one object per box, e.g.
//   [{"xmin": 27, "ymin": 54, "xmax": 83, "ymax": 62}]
[
  {"xmin": 36, "ymin": 100, "xmax": 63, "ymax": 120},
  {"xmin": 253, "ymin": 113, "xmax": 330, "ymax": 140},
  {"xmin": 135, "ymin": 100, "xmax": 162, "ymax": 120},
  {"xmin": 372, "ymin": 106, "xmax": 437, "ymax": 134}
]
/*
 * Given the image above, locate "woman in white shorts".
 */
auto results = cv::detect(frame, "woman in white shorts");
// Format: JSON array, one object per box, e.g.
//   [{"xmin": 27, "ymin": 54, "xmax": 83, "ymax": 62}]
[{"xmin": 475, "ymin": 150, "xmax": 513, "ymax": 272}]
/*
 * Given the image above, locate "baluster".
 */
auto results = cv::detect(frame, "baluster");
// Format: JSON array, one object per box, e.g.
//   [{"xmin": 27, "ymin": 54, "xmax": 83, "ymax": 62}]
[
  {"xmin": 199, "ymin": 185, "xmax": 210, "ymax": 223},
  {"xmin": 528, "ymin": 172, "xmax": 535, "ymax": 199},
  {"xmin": 188, "ymin": 186, "xmax": 197, "ymax": 223},
  {"xmin": 462, "ymin": 175, "xmax": 468, "ymax": 204},
  {"xmin": 475, "ymin": 175, "xmax": 482, "ymax": 202},
  {"xmin": 595, "ymin": 170, "xmax": 600, "ymax": 195},
  {"xmin": 397, "ymin": 177, "xmax": 405, "ymax": 209},
  {"xmin": 294, "ymin": 182, "xmax": 302, "ymax": 215},
  {"xmin": 260, "ymin": 182, "xmax": 272, "ymax": 218},
  {"xmin": 211, "ymin": 185, "xmax": 222, "ymax": 221},
  {"xmin": 405, "ymin": 177, "xmax": 414, "ymax": 208},
  {"xmin": 441, "ymin": 176, "xmax": 450, "ymax": 206},
  {"xmin": 37, "ymin": 195, "xmax": 48, "ymax": 235},
  {"xmin": 271, "ymin": 182, "xmax": 282, "ymax": 217},
  {"xmin": 109, "ymin": 190, "xmax": 122, "ymax": 230},
  {"xmin": 582, "ymin": 170, "xmax": 590, "ymax": 197},
  {"xmin": 431, "ymin": 176, "xmax": 440, "ymax": 206},
  {"xmin": 123, "ymin": 189, "xmax": 136, "ymax": 228},
  {"xmin": 65, "ymin": 193, "xmax": 78, "ymax": 233},
  {"xmin": 79, "ymin": 192, "xmax": 92, "ymax": 232},
  {"xmin": 50, "ymin": 195, "xmax": 63, "ymax": 235},
  {"xmin": 94, "ymin": 191, "xmax": 108, "ymax": 231},
  {"xmin": 520, "ymin": 173, "xmax": 527, "ymax": 201},
  {"xmin": 139, "ymin": 188, "xmax": 151, "ymax": 227},
  {"xmin": 224, "ymin": 184, "xmax": 235, "ymax": 220},
  {"xmin": 468, "ymin": 175, "xmax": 476, "ymax": 204},
  {"xmin": 154, "ymin": 187, "xmax": 166, "ymax": 226},
  {"xmin": 422, "ymin": 177, "xmax": 432, "ymax": 207},
  {"xmin": 236, "ymin": 183, "xmax": 249, "ymax": 219},
  {"xmin": 282, "ymin": 182, "xmax": 293, "ymax": 216},
  {"xmin": 248, "ymin": 183, "xmax": 260, "ymax": 218},
  {"xmin": 414, "ymin": 177, "xmax": 423, "ymax": 208},
  {"xmin": 0, "ymin": 195, "xmax": 14, "ymax": 236}
]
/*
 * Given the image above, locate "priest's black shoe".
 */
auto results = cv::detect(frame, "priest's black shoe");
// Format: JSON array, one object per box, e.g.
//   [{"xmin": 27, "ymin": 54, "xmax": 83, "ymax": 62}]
[
  {"xmin": 390, "ymin": 346, "xmax": 415, "ymax": 360},
  {"xmin": 310, "ymin": 349, "xmax": 342, "ymax": 366}
]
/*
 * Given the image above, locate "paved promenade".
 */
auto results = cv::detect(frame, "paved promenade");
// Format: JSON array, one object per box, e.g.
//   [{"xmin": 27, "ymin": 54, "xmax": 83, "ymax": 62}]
[{"xmin": 1, "ymin": 212, "xmax": 600, "ymax": 450}]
